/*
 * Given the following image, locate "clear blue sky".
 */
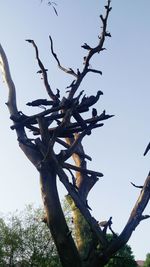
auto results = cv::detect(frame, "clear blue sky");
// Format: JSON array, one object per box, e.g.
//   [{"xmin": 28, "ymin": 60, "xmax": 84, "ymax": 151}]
[{"xmin": 0, "ymin": 0, "xmax": 150, "ymax": 261}]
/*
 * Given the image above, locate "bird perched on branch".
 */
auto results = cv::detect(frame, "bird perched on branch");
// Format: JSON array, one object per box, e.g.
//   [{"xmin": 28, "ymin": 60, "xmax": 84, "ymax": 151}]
[
  {"xmin": 92, "ymin": 108, "xmax": 97, "ymax": 117},
  {"xmin": 80, "ymin": 90, "xmax": 103, "ymax": 108},
  {"xmin": 26, "ymin": 99, "xmax": 53, "ymax": 107}
]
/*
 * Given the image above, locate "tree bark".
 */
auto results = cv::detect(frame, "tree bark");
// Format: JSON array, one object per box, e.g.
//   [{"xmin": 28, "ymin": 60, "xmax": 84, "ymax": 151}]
[
  {"xmin": 66, "ymin": 195, "xmax": 92, "ymax": 259},
  {"xmin": 65, "ymin": 136, "xmax": 99, "ymax": 264},
  {"xmin": 40, "ymin": 162, "xmax": 82, "ymax": 267}
]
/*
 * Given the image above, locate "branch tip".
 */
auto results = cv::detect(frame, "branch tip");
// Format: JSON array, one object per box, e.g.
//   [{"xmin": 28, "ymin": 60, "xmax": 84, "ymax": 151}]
[{"xmin": 130, "ymin": 182, "xmax": 143, "ymax": 189}]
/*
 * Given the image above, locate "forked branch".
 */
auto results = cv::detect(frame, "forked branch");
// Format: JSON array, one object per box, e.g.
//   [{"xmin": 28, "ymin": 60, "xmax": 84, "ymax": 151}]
[{"xmin": 0, "ymin": 44, "xmax": 42, "ymax": 168}]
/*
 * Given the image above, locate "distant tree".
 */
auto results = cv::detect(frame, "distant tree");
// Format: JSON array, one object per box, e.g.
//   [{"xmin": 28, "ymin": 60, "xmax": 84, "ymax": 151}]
[
  {"xmin": 0, "ymin": 205, "xmax": 138, "ymax": 267},
  {"xmin": 19, "ymin": 205, "xmax": 60, "ymax": 267},
  {"xmin": 0, "ymin": 218, "xmax": 8, "ymax": 266},
  {"xmin": 0, "ymin": 215, "xmax": 23, "ymax": 266},
  {"xmin": 105, "ymin": 238, "xmax": 137, "ymax": 267},
  {"xmin": 143, "ymin": 253, "xmax": 150, "ymax": 267},
  {"xmin": 0, "ymin": 1, "xmax": 150, "ymax": 266},
  {"xmin": 0, "ymin": 206, "xmax": 60, "ymax": 266}
]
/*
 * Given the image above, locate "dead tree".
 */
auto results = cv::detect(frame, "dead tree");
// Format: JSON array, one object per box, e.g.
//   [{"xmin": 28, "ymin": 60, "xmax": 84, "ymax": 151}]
[{"xmin": 0, "ymin": 1, "xmax": 150, "ymax": 267}]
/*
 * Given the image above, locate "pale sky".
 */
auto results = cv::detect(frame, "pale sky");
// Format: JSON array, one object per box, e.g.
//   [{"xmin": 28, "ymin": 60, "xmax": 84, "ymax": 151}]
[{"xmin": 0, "ymin": 0, "xmax": 150, "ymax": 261}]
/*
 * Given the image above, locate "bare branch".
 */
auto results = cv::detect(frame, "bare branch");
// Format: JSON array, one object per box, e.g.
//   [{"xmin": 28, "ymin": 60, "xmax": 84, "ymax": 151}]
[
  {"xmin": 72, "ymin": 110, "xmax": 88, "ymax": 129},
  {"xmin": 55, "ymin": 138, "xmax": 92, "ymax": 161},
  {"xmin": 50, "ymin": 152, "xmax": 107, "ymax": 247},
  {"xmin": 130, "ymin": 182, "xmax": 143, "ymax": 189},
  {"xmin": 64, "ymin": 110, "xmax": 113, "ymax": 131},
  {"xmin": 11, "ymin": 106, "xmax": 112, "ymax": 133},
  {"xmin": 0, "ymin": 44, "xmax": 45, "ymax": 168},
  {"xmin": 144, "ymin": 142, "xmax": 150, "ymax": 156},
  {"xmin": 0, "ymin": 44, "xmax": 18, "ymax": 115},
  {"xmin": 60, "ymin": 124, "xmax": 97, "ymax": 162},
  {"xmin": 67, "ymin": 0, "xmax": 112, "ymax": 100},
  {"xmin": 81, "ymin": 43, "xmax": 92, "ymax": 51},
  {"xmin": 87, "ymin": 68, "xmax": 102, "ymax": 75},
  {"xmin": 49, "ymin": 36, "xmax": 78, "ymax": 78},
  {"xmin": 62, "ymin": 162, "xmax": 103, "ymax": 178},
  {"xmin": 140, "ymin": 214, "xmax": 150, "ymax": 221},
  {"xmin": 48, "ymin": 123, "xmax": 104, "ymax": 138},
  {"xmin": 26, "ymin": 39, "xmax": 57, "ymax": 100},
  {"xmin": 99, "ymin": 172, "xmax": 150, "ymax": 263},
  {"xmin": 83, "ymin": 0, "xmax": 111, "ymax": 67},
  {"xmin": 10, "ymin": 104, "xmax": 62, "ymax": 130}
]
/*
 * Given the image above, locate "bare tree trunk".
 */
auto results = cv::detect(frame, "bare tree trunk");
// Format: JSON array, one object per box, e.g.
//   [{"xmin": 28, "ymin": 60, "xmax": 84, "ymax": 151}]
[
  {"xmin": 40, "ymin": 162, "xmax": 82, "ymax": 267},
  {"xmin": 66, "ymin": 196, "xmax": 91, "ymax": 259},
  {"xmin": 66, "ymin": 136, "xmax": 98, "ymax": 261}
]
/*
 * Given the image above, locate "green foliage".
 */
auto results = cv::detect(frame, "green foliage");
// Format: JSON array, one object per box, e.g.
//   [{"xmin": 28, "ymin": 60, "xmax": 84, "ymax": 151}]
[
  {"xmin": 143, "ymin": 253, "xmax": 150, "ymax": 267},
  {"xmin": 0, "ymin": 204, "xmax": 138, "ymax": 267},
  {"xmin": 105, "ymin": 240, "xmax": 137, "ymax": 267},
  {"xmin": 65, "ymin": 197, "xmax": 137, "ymax": 265},
  {"xmin": 0, "ymin": 205, "xmax": 61, "ymax": 266}
]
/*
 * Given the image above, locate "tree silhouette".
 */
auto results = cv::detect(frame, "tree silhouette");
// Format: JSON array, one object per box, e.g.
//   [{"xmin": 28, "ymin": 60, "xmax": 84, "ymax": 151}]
[{"xmin": 0, "ymin": 1, "xmax": 150, "ymax": 266}]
